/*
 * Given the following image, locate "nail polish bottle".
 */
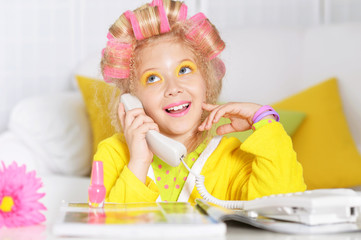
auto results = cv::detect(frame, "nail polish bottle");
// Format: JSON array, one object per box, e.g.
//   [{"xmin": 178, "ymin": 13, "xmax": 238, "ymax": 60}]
[{"xmin": 88, "ymin": 161, "xmax": 106, "ymax": 208}]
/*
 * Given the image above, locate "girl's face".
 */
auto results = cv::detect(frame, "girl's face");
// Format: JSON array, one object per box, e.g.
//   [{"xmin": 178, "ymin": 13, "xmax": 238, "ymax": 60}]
[{"xmin": 134, "ymin": 38, "xmax": 206, "ymax": 143}]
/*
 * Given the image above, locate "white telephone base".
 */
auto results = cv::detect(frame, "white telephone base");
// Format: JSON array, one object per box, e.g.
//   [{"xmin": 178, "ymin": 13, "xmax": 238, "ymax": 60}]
[{"xmin": 241, "ymin": 188, "xmax": 361, "ymax": 226}]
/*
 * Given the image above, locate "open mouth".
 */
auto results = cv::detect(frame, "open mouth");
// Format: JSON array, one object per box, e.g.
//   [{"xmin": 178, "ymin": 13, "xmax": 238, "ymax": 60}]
[{"xmin": 164, "ymin": 102, "xmax": 191, "ymax": 117}]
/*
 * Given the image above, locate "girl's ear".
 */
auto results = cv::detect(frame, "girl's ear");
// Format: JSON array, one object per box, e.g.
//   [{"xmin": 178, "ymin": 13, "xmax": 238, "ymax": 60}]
[{"xmin": 211, "ymin": 57, "xmax": 226, "ymax": 80}]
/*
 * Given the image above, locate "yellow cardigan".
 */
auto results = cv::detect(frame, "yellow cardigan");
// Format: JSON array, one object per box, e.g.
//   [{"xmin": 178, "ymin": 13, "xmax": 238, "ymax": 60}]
[{"xmin": 94, "ymin": 122, "xmax": 306, "ymax": 204}]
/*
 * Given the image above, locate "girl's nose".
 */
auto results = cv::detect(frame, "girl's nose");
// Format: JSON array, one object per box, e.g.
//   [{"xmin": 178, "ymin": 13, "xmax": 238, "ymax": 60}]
[{"xmin": 164, "ymin": 77, "xmax": 183, "ymax": 97}]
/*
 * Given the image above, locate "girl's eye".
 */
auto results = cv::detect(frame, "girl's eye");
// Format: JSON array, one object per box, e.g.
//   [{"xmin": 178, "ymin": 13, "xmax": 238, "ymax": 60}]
[
  {"xmin": 179, "ymin": 67, "xmax": 192, "ymax": 75},
  {"xmin": 147, "ymin": 75, "xmax": 161, "ymax": 84},
  {"xmin": 141, "ymin": 71, "xmax": 163, "ymax": 86},
  {"xmin": 176, "ymin": 60, "xmax": 197, "ymax": 77}
]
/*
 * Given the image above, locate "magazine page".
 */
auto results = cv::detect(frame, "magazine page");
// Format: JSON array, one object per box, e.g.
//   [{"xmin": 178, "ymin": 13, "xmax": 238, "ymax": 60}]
[{"xmin": 53, "ymin": 202, "xmax": 226, "ymax": 239}]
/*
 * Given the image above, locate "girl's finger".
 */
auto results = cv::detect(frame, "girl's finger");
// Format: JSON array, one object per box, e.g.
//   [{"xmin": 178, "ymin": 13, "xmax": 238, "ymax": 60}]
[
  {"xmin": 133, "ymin": 122, "xmax": 159, "ymax": 136},
  {"xmin": 212, "ymin": 105, "xmax": 229, "ymax": 124},
  {"xmin": 205, "ymin": 105, "xmax": 225, "ymax": 130},
  {"xmin": 123, "ymin": 108, "xmax": 146, "ymax": 129},
  {"xmin": 198, "ymin": 116, "xmax": 210, "ymax": 131},
  {"xmin": 205, "ymin": 109, "xmax": 217, "ymax": 130},
  {"xmin": 217, "ymin": 119, "xmax": 250, "ymax": 135},
  {"xmin": 202, "ymin": 102, "xmax": 219, "ymax": 112},
  {"xmin": 201, "ymin": 103, "xmax": 225, "ymax": 130},
  {"xmin": 213, "ymin": 103, "xmax": 252, "ymax": 124},
  {"xmin": 128, "ymin": 114, "xmax": 155, "ymax": 131},
  {"xmin": 216, "ymin": 124, "xmax": 235, "ymax": 135}
]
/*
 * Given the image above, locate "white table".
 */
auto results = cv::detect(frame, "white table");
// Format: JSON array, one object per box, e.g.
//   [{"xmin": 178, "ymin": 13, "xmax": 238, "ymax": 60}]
[
  {"xmin": 2, "ymin": 176, "xmax": 361, "ymax": 240},
  {"xmin": 2, "ymin": 221, "xmax": 361, "ymax": 240}
]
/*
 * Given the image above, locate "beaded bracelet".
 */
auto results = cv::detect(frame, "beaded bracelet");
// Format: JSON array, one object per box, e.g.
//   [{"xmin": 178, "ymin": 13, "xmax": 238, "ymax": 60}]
[
  {"xmin": 252, "ymin": 105, "xmax": 280, "ymax": 124},
  {"xmin": 251, "ymin": 118, "xmax": 276, "ymax": 131}
]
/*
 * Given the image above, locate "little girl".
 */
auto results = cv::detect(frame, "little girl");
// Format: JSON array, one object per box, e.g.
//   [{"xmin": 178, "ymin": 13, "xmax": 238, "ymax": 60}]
[{"xmin": 94, "ymin": 0, "xmax": 306, "ymax": 204}]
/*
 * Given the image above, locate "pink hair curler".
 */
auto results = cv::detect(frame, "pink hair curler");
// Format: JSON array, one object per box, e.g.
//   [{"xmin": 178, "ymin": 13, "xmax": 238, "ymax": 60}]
[
  {"xmin": 103, "ymin": 66, "xmax": 130, "ymax": 82},
  {"xmin": 178, "ymin": 3, "xmax": 188, "ymax": 21},
  {"xmin": 107, "ymin": 32, "xmax": 114, "ymax": 40},
  {"xmin": 124, "ymin": 10, "xmax": 145, "ymax": 40},
  {"xmin": 102, "ymin": 34, "xmax": 132, "ymax": 81},
  {"xmin": 150, "ymin": 0, "xmax": 171, "ymax": 33},
  {"xmin": 211, "ymin": 57, "xmax": 226, "ymax": 80},
  {"xmin": 186, "ymin": 12, "xmax": 225, "ymax": 60},
  {"xmin": 106, "ymin": 41, "xmax": 132, "ymax": 51},
  {"xmin": 186, "ymin": 12, "xmax": 210, "ymax": 40}
]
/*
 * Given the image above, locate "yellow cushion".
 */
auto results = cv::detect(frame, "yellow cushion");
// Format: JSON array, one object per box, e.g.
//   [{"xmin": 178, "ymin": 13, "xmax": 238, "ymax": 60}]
[
  {"xmin": 273, "ymin": 78, "xmax": 361, "ymax": 189},
  {"xmin": 76, "ymin": 75, "xmax": 120, "ymax": 155}
]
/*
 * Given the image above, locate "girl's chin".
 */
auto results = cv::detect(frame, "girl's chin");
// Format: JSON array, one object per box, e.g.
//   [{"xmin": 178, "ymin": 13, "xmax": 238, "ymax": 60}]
[
  {"xmin": 160, "ymin": 125, "xmax": 198, "ymax": 137},
  {"xmin": 157, "ymin": 113, "xmax": 203, "ymax": 136}
]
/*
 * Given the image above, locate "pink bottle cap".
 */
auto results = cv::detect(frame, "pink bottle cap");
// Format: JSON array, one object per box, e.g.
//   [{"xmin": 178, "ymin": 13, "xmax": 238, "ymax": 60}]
[{"xmin": 91, "ymin": 161, "xmax": 104, "ymax": 185}]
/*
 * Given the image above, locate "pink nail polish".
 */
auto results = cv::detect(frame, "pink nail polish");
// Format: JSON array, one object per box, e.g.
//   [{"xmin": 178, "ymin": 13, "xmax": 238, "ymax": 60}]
[{"xmin": 88, "ymin": 161, "xmax": 106, "ymax": 208}]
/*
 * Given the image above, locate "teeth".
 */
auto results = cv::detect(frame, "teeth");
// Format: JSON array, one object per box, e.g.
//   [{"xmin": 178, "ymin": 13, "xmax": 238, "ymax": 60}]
[{"xmin": 167, "ymin": 103, "xmax": 189, "ymax": 111}]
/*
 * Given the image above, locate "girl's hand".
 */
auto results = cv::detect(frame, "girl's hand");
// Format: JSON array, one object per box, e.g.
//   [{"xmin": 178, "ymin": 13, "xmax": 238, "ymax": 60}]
[
  {"xmin": 198, "ymin": 102, "xmax": 270, "ymax": 135},
  {"xmin": 118, "ymin": 103, "xmax": 159, "ymax": 183}
]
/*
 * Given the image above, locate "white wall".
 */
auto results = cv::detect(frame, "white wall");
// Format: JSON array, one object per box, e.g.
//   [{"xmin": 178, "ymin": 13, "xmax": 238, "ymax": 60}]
[
  {"xmin": 200, "ymin": 0, "xmax": 361, "ymax": 29},
  {"xmin": 0, "ymin": 0, "xmax": 360, "ymax": 132}
]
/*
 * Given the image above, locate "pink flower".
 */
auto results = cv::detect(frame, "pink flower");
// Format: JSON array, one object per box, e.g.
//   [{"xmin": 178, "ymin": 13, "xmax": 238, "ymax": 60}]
[{"xmin": 0, "ymin": 161, "xmax": 46, "ymax": 228}]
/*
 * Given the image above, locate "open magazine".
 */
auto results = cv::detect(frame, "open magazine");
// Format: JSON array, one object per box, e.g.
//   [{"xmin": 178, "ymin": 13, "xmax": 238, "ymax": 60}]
[
  {"xmin": 53, "ymin": 199, "xmax": 361, "ymax": 238},
  {"xmin": 52, "ymin": 202, "xmax": 226, "ymax": 239},
  {"xmin": 195, "ymin": 199, "xmax": 361, "ymax": 235}
]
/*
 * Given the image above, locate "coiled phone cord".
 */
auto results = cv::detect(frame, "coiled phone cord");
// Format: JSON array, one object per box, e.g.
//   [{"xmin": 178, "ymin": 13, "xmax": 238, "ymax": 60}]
[{"xmin": 181, "ymin": 158, "xmax": 245, "ymax": 209}]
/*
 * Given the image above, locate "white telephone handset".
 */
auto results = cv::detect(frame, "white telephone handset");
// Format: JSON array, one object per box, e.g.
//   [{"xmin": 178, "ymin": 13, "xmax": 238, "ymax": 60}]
[{"xmin": 120, "ymin": 93, "xmax": 187, "ymax": 167}]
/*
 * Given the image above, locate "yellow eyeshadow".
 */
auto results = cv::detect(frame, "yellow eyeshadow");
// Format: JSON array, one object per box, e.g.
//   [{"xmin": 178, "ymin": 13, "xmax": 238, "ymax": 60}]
[
  {"xmin": 175, "ymin": 60, "xmax": 197, "ymax": 76},
  {"xmin": 140, "ymin": 71, "xmax": 163, "ymax": 86}
]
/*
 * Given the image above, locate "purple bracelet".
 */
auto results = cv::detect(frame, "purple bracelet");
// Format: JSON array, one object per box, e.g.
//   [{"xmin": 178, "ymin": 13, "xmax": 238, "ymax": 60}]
[
  {"xmin": 252, "ymin": 105, "xmax": 280, "ymax": 124},
  {"xmin": 252, "ymin": 105, "xmax": 273, "ymax": 123}
]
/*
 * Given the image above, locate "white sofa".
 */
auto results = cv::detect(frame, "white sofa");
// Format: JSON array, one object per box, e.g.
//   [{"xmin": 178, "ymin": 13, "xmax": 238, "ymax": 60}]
[{"xmin": 1, "ymin": 23, "xmax": 361, "ymax": 238}]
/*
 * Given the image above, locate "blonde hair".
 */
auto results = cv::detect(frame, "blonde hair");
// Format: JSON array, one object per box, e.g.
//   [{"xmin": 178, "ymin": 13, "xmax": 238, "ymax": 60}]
[{"xmin": 101, "ymin": 0, "xmax": 225, "ymax": 152}]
